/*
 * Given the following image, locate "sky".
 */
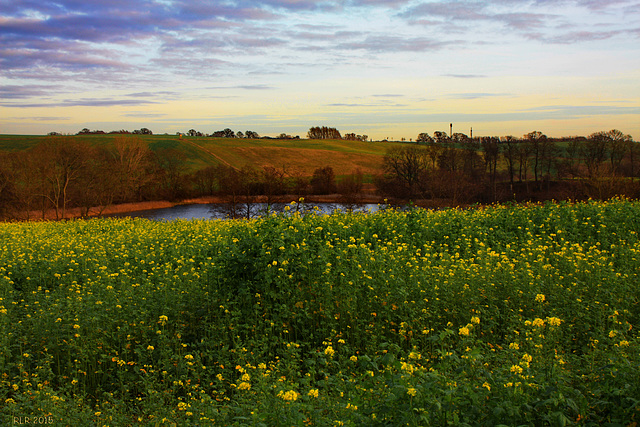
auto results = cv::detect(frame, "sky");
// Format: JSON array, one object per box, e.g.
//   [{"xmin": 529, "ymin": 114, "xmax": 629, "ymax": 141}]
[{"xmin": 1, "ymin": 0, "xmax": 639, "ymax": 140}]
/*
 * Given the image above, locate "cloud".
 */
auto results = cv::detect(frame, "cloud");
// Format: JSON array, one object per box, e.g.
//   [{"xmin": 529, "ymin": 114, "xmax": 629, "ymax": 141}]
[
  {"xmin": 336, "ymin": 35, "xmax": 457, "ymax": 52},
  {"xmin": 526, "ymin": 29, "xmax": 630, "ymax": 43},
  {"xmin": 10, "ymin": 116, "xmax": 71, "ymax": 121},
  {"xmin": 448, "ymin": 93, "xmax": 510, "ymax": 99},
  {"xmin": 0, "ymin": 85, "xmax": 59, "ymax": 99},
  {"xmin": 443, "ymin": 74, "xmax": 487, "ymax": 79},
  {"xmin": 1, "ymin": 98, "xmax": 159, "ymax": 108}
]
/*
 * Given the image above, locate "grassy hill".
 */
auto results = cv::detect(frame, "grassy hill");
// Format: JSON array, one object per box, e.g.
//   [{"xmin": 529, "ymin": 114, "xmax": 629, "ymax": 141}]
[{"xmin": 0, "ymin": 134, "xmax": 392, "ymax": 177}]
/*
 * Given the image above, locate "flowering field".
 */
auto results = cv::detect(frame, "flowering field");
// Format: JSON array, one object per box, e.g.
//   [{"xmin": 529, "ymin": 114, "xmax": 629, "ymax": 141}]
[{"xmin": 1, "ymin": 199, "xmax": 639, "ymax": 426}]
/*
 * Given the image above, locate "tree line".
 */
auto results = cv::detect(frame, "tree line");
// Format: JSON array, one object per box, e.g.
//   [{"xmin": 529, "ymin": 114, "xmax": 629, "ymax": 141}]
[
  {"xmin": 0, "ymin": 136, "xmax": 364, "ymax": 220},
  {"xmin": 380, "ymin": 129, "xmax": 638, "ymax": 204},
  {"xmin": 1, "ymin": 129, "xmax": 637, "ymax": 220}
]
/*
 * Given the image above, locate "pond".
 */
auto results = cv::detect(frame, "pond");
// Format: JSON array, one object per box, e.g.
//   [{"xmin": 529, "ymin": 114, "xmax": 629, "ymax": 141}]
[{"xmin": 109, "ymin": 202, "xmax": 386, "ymax": 221}]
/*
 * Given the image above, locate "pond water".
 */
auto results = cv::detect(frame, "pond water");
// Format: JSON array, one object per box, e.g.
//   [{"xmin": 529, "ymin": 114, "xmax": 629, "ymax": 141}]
[{"xmin": 109, "ymin": 202, "xmax": 385, "ymax": 221}]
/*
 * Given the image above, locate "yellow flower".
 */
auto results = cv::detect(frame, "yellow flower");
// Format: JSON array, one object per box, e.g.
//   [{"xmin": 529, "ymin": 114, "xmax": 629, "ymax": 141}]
[
  {"xmin": 535, "ymin": 294, "xmax": 545, "ymax": 303},
  {"xmin": 482, "ymin": 382, "xmax": 491, "ymax": 391},
  {"xmin": 407, "ymin": 387, "xmax": 417, "ymax": 396},
  {"xmin": 147, "ymin": 345, "xmax": 154, "ymax": 351},
  {"xmin": 184, "ymin": 354, "xmax": 194, "ymax": 360},
  {"xmin": 510, "ymin": 365, "xmax": 523, "ymax": 375},
  {"xmin": 158, "ymin": 315, "xmax": 168, "ymax": 325},
  {"xmin": 509, "ymin": 342, "xmax": 520, "ymax": 350},
  {"xmin": 350, "ymin": 355, "xmax": 358, "ymax": 362},
  {"xmin": 471, "ymin": 316, "xmax": 480, "ymax": 324},
  {"xmin": 619, "ymin": 340, "xmax": 630, "ymax": 347},
  {"xmin": 277, "ymin": 390, "xmax": 299, "ymax": 401},
  {"xmin": 547, "ymin": 317, "xmax": 562, "ymax": 327},
  {"xmin": 241, "ymin": 373, "xmax": 250, "ymax": 382},
  {"xmin": 237, "ymin": 382, "xmax": 251, "ymax": 391},
  {"xmin": 459, "ymin": 326, "xmax": 470, "ymax": 336},
  {"xmin": 324, "ymin": 346, "xmax": 335, "ymax": 357},
  {"xmin": 609, "ymin": 330, "xmax": 617, "ymax": 338},
  {"xmin": 532, "ymin": 318, "xmax": 545, "ymax": 328},
  {"xmin": 401, "ymin": 362, "xmax": 414, "ymax": 374},
  {"xmin": 308, "ymin": 389, "xmax": 319, "ymax": 398}
]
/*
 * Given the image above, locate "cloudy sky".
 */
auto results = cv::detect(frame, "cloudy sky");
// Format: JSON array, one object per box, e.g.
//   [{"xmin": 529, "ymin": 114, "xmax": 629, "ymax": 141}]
[{"xmin": 1, "ymin": 0, "xmax": 639, "ymax": 139}]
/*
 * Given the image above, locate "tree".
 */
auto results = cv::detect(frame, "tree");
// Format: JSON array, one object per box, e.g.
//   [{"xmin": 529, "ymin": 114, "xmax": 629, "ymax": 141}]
[
  {"xmin": 382, "ymin": 145, "xmax": 430, "ymax": 198},
  {"xmin": 433, "ymin": 131, "xmax": 451, "ymax": 144},
  {"xmin": 307, "ymin": 126, "xmax": 342, "ymax": 140},
  {"xmin": 30, "ymin": 137, "xmax": 88, "ymax": 219},
  {"xmin": 583, "ymin": 132, "xmax": 609, "ymax": 179},
  {"xmin": 502, "ymin": 136, "xmax": 518, "ymax": 193},
  {"xmin": 111, "ymin": 136, "xmax": 156, "ymax": 202},
  {"xmin": 192, "ymin": 166, "xmax": 218, "ymax": 196},
  {"xmin": 416, "ymin": 133, "xmax": 434, "ymax": 144},
  {"xmin": 310, "ymin": 166, "xmax": 337, "ymax": 194},
  {"xmin": 524, "ymin": 131, "xmax": 547, "ymax": 187},
  {"xmin": 245, "ymin": 131, "xmax": 260, "ymax": 139},
  {"xmin": 481, "ymin": 137, "xmax": 500, "ymax": 201},
  {"xmin": 607, "ymin": 129, "xmax": 632, "ymax": 175},
  {"xmin": 337, "ymin": 168, "xmax": 364, "ymax": 211},
  {"xmin": 451, "ymin": 133, "xmax": 470, "ymax": 144},
  {"xmin": 0, "ymin": 154, "xmax": 17, "ymax": 219}
]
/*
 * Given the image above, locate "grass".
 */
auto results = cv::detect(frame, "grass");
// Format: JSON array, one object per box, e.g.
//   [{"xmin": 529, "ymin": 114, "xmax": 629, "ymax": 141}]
[
  {"xmin": 1, "ymin": 198, "xmax": 639, "ymax": 425},
  {"xmin": 0, "ymin": 134, "xmax": 392, "ymax": 176}
]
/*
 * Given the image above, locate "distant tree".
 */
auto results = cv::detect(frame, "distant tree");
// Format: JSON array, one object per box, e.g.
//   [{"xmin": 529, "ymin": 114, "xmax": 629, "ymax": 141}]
[
  {"xmin": 481, "ymin": 137, "xmax": 500, "ymax": 201},
  {"xmin": 308, "ymin": 126, "xmax": 342, "ymax": 140},
  {"xmin": 337, "ymin": 168, "xmax": 364, "ymax": 210},
  {"xmin": 310, "ymin": 166, "xmax": 337, "ymax": 194},
  {"xmin": 155, "ymin": 148, "xmax": 188, "ymax": 200},
  {"xmin": 583, "ymin": 131, "xmax": 610, "ymax": 179},
  {"xmin": 524, "ymin": 131, "xmax": 548, "ymax": 186},
  {"xmin": 0, "ymin": 154, "xmax": 17, "ymax": 219},
  {"xmin": 433, "ymin": 131, "xmax": 451, "ymax": 144},
  {"xmin": 187, "ymin": 129, "xmax": 198, "ymax": 137},
  {"xmin": 245, "ymin": 131, "xmax": 260, "ymax": 139},
  {"xmin": 502, "ymin": 136, "xmax": 518, "ymax": 193},
  {"xmin": 111, "ymin": 136, "xmax": 156, "ymax": 202},
  {"xmin": 416, "ymin": 133, "xmax": 434, "ymax": 144},
  {"xmin": 192, "ymin": 166, "xmax": 218, "ymax": 196},
  {"xmin": 223, "ymin": 128, "xmax": 236, "ymax": 138},
  {"xmin": 236, "ymin": 131, "xmax": 245, "ymax": 139},
  {"xmin": 451, "ymin": 133, "xmax": 470, "ymax": 144},
  {"xmin": 607, "ymin": 129, "xmax": 632, "ymax": 174},
  {"xmin": 30, "ymin": 137, "xmax": 88, "ymax": 219},
  {"xmin": 382, "ymin": 145, "xmax": 430, "ymax": 198}
]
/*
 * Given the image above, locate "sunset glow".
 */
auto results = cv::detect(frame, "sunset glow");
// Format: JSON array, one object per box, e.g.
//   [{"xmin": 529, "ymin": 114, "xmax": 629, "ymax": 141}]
[{"xmin": 1, "ymin": 0, "xmax": 639, "ymax": 139}]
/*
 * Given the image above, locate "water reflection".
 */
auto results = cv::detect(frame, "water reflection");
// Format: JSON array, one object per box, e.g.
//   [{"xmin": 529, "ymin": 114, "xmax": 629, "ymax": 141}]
[{"xmin": 109, "ymin": 202, "xmax": 385, "ymax": 221}]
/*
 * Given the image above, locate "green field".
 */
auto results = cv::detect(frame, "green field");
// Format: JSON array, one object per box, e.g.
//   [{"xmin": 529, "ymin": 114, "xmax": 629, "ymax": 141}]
[
  {"xmin": 0, "ymin": 134, "xmax": 391, "ymax": 176},
  {"xmin": 1, "ymin": 199, "xmax": 639, "ymax": 425}
]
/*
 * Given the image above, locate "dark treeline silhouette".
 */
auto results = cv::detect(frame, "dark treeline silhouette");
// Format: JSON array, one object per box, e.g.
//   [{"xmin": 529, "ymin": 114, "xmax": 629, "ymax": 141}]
[
  {"xmin": 377, "ymin": 129, "xmax": 639, "ymax": 205},
  {"xmin": 1, "ymin": 129, "xmax": 638, "ymax": 220},
  {"xmin": 0, "ymin": 135, "xmax": 362, "ymax": 220}
]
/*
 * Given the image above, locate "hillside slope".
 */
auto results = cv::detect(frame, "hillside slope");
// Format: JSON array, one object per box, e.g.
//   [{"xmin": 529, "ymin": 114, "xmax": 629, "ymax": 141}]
[{"xmin": 0, "ymin": 134, "xmax": 391, "ymax": 176}]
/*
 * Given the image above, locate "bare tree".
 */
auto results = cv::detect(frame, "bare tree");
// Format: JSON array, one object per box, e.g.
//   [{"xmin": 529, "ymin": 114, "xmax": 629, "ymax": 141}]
[{"xmin": 383, "ymin": 145, "xmax": 430, "ymax": 198}]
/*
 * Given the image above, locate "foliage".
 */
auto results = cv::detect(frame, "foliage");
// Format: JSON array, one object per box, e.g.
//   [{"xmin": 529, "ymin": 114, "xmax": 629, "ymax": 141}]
[{"xmin": 1, "ymin": 198, "xmax": 639, "ymax": 425}]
